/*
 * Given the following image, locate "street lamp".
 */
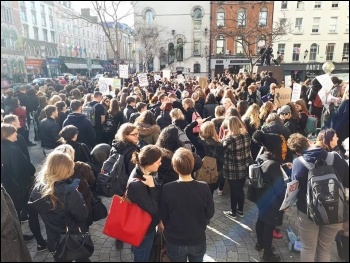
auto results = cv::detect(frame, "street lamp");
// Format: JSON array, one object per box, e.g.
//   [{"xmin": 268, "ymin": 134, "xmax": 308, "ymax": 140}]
[
  {"xmin": 204, "ymin": 46, "xmax": 209, "ymax": 75},
  {"xmin": 303, "ymin": 49, "xmax": 309, "ymax": 59},
  {"xmin": 322, "ymin": 61, "xmax": 335, "ymax": 75}
]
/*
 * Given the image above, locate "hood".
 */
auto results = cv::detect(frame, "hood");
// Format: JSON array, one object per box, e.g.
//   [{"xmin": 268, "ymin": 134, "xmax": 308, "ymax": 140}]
[
  {"xmin": 302, "ymin": 146, "xmax": 328, "ymax": 163},
  {"xmin": 137, "ymin": 123, "xmax": 160, "ymax": 136},
  {"xmin": 111, "ymin": 140, "xmax": 136, "ymax": 154},
  {"xmin": 66, "ymin": 113, "xmax": 87, "ymax": 123}
]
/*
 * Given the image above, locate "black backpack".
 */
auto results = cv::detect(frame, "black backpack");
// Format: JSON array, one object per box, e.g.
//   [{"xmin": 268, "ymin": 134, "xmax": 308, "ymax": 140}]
[{"xmin": 103, "ymin": 112, "xmax": 116, "ymax": 133}]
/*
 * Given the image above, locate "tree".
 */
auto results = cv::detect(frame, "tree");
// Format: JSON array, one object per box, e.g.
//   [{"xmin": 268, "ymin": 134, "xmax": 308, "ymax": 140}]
[
  {"xmin": 133, "ymin": 21, "xmax": 166, "ymax": 72},
  {"xmin": 211, "ymin": 3, "xmax": 292, "ymax": 73},
  {"xmin": 55, "ymin": 1, "xmax": 137, "ymax": 73}
]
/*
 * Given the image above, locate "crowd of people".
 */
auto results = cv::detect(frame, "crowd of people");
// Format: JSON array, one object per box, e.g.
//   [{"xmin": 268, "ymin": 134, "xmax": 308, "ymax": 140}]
[{"xmin": 1, "ymin": 69, "xmax": 349, "ymax": 262}]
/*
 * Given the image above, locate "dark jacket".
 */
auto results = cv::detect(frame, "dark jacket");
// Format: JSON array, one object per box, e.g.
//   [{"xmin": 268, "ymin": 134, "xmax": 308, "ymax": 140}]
[
  {"xmin": 110, "ymin": 140, "xmax": 139, "ymax": 176},
  {"xmin": 66, "ymin": 140, "xmax": 93, "ymax": 163},
  {"xmin": 63, "ymin": 113, "xmax": 96, "ymax": 149},
  {"xmin": 256, "ymin": 153, "xmax": 285, "ymax": 226},
  {"xmin": 39, "ymin": 117, "xmax": 60, "ymax": 149},
  {"xmin": 203, "ymin": 103, "xmax": 217, "ymax": 119},
  {"xmin": 28, "ymin": 180, "xmax": 88, "ymax": 252},
  {"xmin": 184, "ymin": 108, "xmax": 195, "ymax": 125},
  {"xmin": 173, "ymin": 119, "xmax": 188, "ymax": 130},
  {"xmin": 16, "ymin": 133, "xmax": 30, "ymax": 161},
  {"xmin": 291, "ymin": 147, "xmax": 349, "ymax": 214},
  {"xmin": 194, "ymin": 101, "xmax": 204, "ymax": 117},
  {"xmin": 330, "ymin": 99, "xmax": 349, "ymax": 141},
  {"xmin": 156, "ymin": 111, "xmax": 172, "ymax": 130},
  {"xmin": 129, "ymin": 112, "xmax": 140, "ymax": 123},
  {"xmin": 283, "ymin": 118, "xmax": 297, "ymax": 135},
  {"xmin": 123, "ymin": 105, "xmax": 136, "ymax": 122},
  {"xmin": 57, "ymin": 111, "xmax": 68, "ymax": 129},
  {"xmin": 127, "ymin": 166, "xmax": 161, "ymax": 235}
]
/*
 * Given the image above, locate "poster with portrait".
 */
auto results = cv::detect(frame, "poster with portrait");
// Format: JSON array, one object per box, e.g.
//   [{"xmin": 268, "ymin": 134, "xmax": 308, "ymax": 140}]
[{"xmin": 274, "ymin": 87, "xmax": 292, "ymax": 106}]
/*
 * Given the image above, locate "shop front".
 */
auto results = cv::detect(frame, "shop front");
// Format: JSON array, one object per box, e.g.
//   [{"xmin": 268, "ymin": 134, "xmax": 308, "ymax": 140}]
[
  {"xmin": 25, "ymin": 59, "xmax": 44, "ymax": 81},
  {"xmin": 59, "ymin": 56, "xmax": 88, "ymax": 75},
  {"xmin": 283, "ymin": 63, "xmax": 323, "ymax": 82},
  {"xmin": 45, "ymin": 58, "xmax": 61, "ymax": 77}
]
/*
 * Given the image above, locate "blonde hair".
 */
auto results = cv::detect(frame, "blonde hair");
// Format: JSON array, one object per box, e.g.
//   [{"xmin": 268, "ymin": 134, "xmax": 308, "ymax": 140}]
[
  {"xmin": 215, "ymin": 105, "xmax": 226, "ymax": 118},
  {"xmin": 222, "ymin": 98, "xmax": 234, "ymax": 107},
  {"xmin": 170, "ymin": 108, "xmax": 185, "ymax": 121},
  {"xmin": 200, "ymin": 121, "xmax": 219, "ymax": 142},
  {"xmin": 183, "ymin": 98, "xmax": 195, "ymax": 108},
  {"xmin": 259, "ymin": 101, "xmax": 274, "ymax": 121},
  {"xmin": 242, "ymin": 104, "xmax": 260, "ymax": 130},
  {"xmin": 49, "ymin": 95, "xmax": 62, "ymax": 105},
  {"xmin": 54, "ymin": 144, "xmax": 75, "ymax": 161},
  {"xmin": 227, "ymin": 116, "xmax": 247, "ymax": 135},
  {"xmin": 35, "ymin": 152, "xmax": 75, "ymax": 209}
]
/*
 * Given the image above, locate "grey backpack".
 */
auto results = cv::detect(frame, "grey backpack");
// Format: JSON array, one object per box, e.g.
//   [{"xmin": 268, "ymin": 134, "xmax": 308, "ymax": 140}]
[{"xmin": 299, "ymin": 152, "xmax": 348, "ymax": 225}]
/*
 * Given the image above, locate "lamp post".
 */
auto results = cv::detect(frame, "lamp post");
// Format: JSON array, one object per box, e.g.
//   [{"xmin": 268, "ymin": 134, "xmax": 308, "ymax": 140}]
[
  {"xmin": 128, "ymin": 42, "xmax": 132, "ymax": 74},
  {"xmin": 322, "ymin": 61, "xmax": 335, "ymax": 75},
  {"xmin": 204, "ymin": 46, "xmax": 209, "ymax": 76}
]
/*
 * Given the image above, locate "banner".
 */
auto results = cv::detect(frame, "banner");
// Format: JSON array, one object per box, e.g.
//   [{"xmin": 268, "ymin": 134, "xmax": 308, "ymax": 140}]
[
  {"xmin": 162, "ymin": 70, "xmax": 171, "ymax": 80},
  {"xmin": 138, "ymin": 73, "xmax": 149, "ymax": 87},
  {"xmin": 274, "ymin": 87, "xmax": 292, "ymax": 106},
  {"xmin": 119, "ymin": 65, "xmax": 129, "ymax": 79},
  {"xmin": 291, "ymin": 83, "xmax": 302, "ymax": 102}
]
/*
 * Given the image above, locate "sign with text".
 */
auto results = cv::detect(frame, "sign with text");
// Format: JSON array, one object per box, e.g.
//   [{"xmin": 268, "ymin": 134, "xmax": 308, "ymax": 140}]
[
  {"xmin": 154, "ymin": 74, "xmax": 161, "ymax": 81},
  {"xmin": 138, "ymin": 73, "xmax": 149, "ymax": 87},
  {"xmin": 162, "ymin": 70, "xmax": 171, "ymax": 81},
  {"xmin": 291, "ymin": 83, "xmax": 302, "ymax": 102},
  {"xmin": 280, "ymin": 180, "xmax": 299, "ymax": 210},
  {"xmin": 316, "ymin": 74, "xmax": 334, "ymax": 112},
  {"xmin": 177, "ymin": 74, "xmax": 185, "ymax": 84},
  {"xmin": 284, "ymin": 75, "xmax": 291, "ymax": 87},
  {"xmin": 98, "ymin": 78, "xmax": 110, "ymax": 94},
  {"xmin": 274, "ymin": 87, "xmax": 292, "ymax": 106},
  {"xmin": 119, "ymin": 65, "xmax": 129, "ymax": 78}
]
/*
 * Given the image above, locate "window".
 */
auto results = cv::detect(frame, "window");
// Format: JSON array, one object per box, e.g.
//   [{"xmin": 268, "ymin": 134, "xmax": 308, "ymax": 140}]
[
  {"xmin": 168, "ymin": 43, "xmax": 175, "ymax": 64},
  {"xmin": 23, "ymin": 24, "xmax": 29, "ymax": 38},
  {"xmin": 32, "ymin": 10, "xmax": 37, "ymax": 25},
  {"xmin": 40, "ymin": 4, "xmax": 45, "ymax": 13},
  {"xmin": 331, "ymin": 1, "xmax": 339, "ymax": 8},
  {"xmin": 1, "ymin": 6, "xmax": 13, "ymax": 23},
  {"xmin": 217, "ymin": 10, "xmax": 225, "ymax": 27},
  {"xmin": 295, "ymin": 18, "xmax": 303, "ymax": 33},
  {"xmin": 236, "ymin": 36, "xmax": 243, "ymax": 54},
  {"xmin": 20, "ymin": 6, "xmax": 27, "ymax": 21},
  {"xmin": 279, "ymin": 18, "xmax": 287, "ymax": 27},
  {"xmin": 43, "ymin": 29, "xmax": 48, "ymax": 42},
  {"xmin": 177, "ymin": 38, "xmax": 183, "ymax": 61},
  {"xmin": 237, "ymin": 8, "xmax": 246, "ymax": 27},
  {"xmin": 278, "ymin": 44, "xmax": 285, "ymax": 55},
  {"xmin": 1, "ymin": 29, "xmax": 9, "ymax": 48},
  {"xmin": 145, "ymin": 10, "xmax": 153, "ymax": 25},
  {"xmin": 216, "ymin": 36, "xmax": 225, "ymax": 54},
  {"xmin": 30, "ymin": 1, "xmax": 35, "ymax": 9},
  {"xmin": 346, "ymin": 16, "xmax": 349, "ymax": 33},
  {"xmin": 193, "ymin": 63, "xmax": 200, "ymax": 73},
  {"xmin": 314, "ymin": 2, "xmax": 321, "ymax": 8},
  {"xmin": 257, "ymin": 36, "xmax": 266, "ymax": 53},
  {"xmin": 329, "ymin": 17, "xmax": 338, "ymax": 33},
  {"xmin": 193, "ymin": 40, "xmax": 200, "ymax": 56},
  {"xmin": 34, "ymin": 27, "xmax": 39, "ymax": 40},
  {"xmin": 49, "ymin": 8, "xmax": 52, "ymax": 16},
  {"xmin": 51, "ymin": 31, "xmax": 55, "ymax": 43},
  {"xmin": 342, "ymin": 43, "xmax": 349, "ymax": 60},
  {"xmin": 281, "ymin": 1, "xmax": 287, "ymax": 9},
  {"xmin": 312, "ymin": 17, "xmax": 320, "ymax": 33},
  {"xmin": 296, "ymin": 1, "xmax": 304, "ymax": 9},
  {"xmin": 193, "ymin": 7, "xmax": 203, "ymax": 29},
  {"xmin": 309, "ymin": 43, "xmax": 317, "ymax": 60},
  {"xmin": 49, "ymin": 16, "xmax": 54, "ymax": 28},
  {"xmin": 292, "ymin": 44, "xmax": 301, "ymax": 61},
  {"xmin": 326, "ymin": 43, "xmax": 335, "ymax": 60},
  {"xmin": 42, "ymin": 13, "xmax": 46, "ymax": 27},
  {"xmin": 259, "ymin": 7, "xmax": 268, "ymax": 26},
  {"xmin": 9, "ymin": 30, "xmax": 17, "ymax": 50}
]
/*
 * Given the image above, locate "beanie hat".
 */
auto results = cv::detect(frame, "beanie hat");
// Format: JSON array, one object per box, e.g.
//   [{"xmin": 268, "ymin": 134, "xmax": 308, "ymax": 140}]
[
  {"xmin": 278, "ymin": 105, "xmax": 291, "ymax": 115},
  {"xmin": 252, "ymin": 130, "xmax": 287, "ymax": 162}
]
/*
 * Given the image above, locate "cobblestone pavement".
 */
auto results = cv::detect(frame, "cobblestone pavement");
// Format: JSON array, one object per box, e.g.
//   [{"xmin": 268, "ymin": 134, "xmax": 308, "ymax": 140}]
[{"xmin": 23, "ymin": 131, "xmax": 341, "ymax": 262}]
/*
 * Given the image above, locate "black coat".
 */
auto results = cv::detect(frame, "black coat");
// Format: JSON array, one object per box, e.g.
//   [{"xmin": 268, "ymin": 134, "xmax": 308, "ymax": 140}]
[
  {"xmin": 156, "ymin": 110, "xmax": 172, "ymax": 130},
  {"xmin": 203, "ymin": 103, "xmax": 217, "ymax": 119},
  {"xmin": 110, "ymin": 140, "xmax": 139, "ymax": 176},
  {"xmin": 66, "ymin": 140, "xmax": 93, "ymax": 163},
  {"xmin": 39, "ymin": 117, "xmax": 60, "ymax": 149}
]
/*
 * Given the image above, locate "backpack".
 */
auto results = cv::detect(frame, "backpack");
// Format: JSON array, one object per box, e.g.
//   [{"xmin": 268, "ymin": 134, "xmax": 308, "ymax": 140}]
[
  {"xmin": 304, "ymin": 114, "xmax": 318, "ymax": 135},
  {"xmin": 313, "ymin": 94, "xmax": 323, "ymax": 108},
  {"xmin": 82, "ymin": 103, "xmax": 96, "ymax": 126},
  {"xmin": 172, "ymin": 124, "xmax": 193, "ymax": 151},
  {"xmin": 192, "ymin": 110, "xmax": 202, "ymax": 133},
  {"xmin": 194, "ymin": 145, "xmax": 219, "ymax": 184},
  {"xmin": 103, "ymin": 112, "xmax": 116, "ymax": 133},
  {"xmin": 95, "ymin": 150, "xmax": 130, "ymax": 197},
  {"xmin": 248, "ymin": 159, "xmax": 271, "ymax": 189},
  {"xmin": 299, "ymin": 152, "xmax": 348, "ymax": 225}
]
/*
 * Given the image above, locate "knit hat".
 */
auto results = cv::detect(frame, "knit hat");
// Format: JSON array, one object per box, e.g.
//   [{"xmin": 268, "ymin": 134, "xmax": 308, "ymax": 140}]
[
  {"xmin": 252, "ymin": 130, "xmax": 287, "ymax": 162},
  {"xmin": 59, "ymin": 125, "xmax": 79, "ymax": 140},
  {"xmin": 278, "ymin": 105, "xmax": 291, "ymax": 115}
]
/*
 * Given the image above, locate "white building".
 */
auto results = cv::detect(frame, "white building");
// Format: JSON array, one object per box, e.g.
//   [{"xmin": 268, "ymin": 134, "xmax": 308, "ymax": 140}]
[
  {"xmin": 133, "ymin": 1, "xmax": 210, "ymax": 76},
  {"xmin": 273, "ymin": 1, "xmax": 349, "ymax": 80}
]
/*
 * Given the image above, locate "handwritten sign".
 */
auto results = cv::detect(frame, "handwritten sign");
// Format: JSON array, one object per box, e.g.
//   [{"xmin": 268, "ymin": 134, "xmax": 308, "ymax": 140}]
[
  {"xmin": 98, "ymin": 78, "xmax": 110, "ymax": 95},
  {"xmin": 177, "ymin": 74, "xmax": 185, "ymax": 84},
  {"xmin": 119, "ymin": 65, "xmax": 129, "ymax": 79},
  {"xmin": 162, "ymin": 70, "xmax": 171, "ymax": 81},
  {"xmin": 274, "ymin": 87, "xmax": 292, "ymax": 106},
  {"xmin": 291, "ymin": 83, "xmax": 302, "ymax": 102},
  {"xmin": 316, "ymin": 74, "xmax": 334, "ymax": 112},
  {"xmin": 280, "ymin": 180, "xmax": 299, "ymax": 210},
  {"xmin": 138, "ymin": 73, "xmax": 149, "ymax": 87},
  {"xmin": 285, "ymin": 75, "xmax": 292, "ymax": 87}
]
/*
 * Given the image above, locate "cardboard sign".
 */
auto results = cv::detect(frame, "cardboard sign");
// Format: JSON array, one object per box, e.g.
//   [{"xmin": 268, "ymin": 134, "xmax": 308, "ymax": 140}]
[
  {"xmin": 291, "ymin": 83, "xmax": 302, "ymax": 102},
  {"xmin": 177, "ymin": 74, "xmax": 185, "ymax": 84},
  {"xmin": 274, "ymin": 87, "xmax": 292, "ymax": 106},
  {"xmin": 162, "ymin": 70, "xmax": 171, "ymax": 81},
  {"xmin": 113, "ymin": 78, "xmax": 121, "ymax": 88},
  {"xmin": 199, "ymin": 77, "xmax": 208, "ymax": 89},
  {"xmin": 119, "ymin": 65, "xmax": 129, "ymax": 78},
  {"xmin": 138, "ymin": 73, "xmax": 149, "ymax": 87}
]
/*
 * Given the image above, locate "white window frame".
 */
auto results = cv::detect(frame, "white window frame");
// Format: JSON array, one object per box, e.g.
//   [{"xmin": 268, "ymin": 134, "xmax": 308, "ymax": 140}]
[
  {"xmin": 237, "ymin": 8, "xmax": 246, "ymax": 27},
  {"xmin": 312, "ymin": 17, "xmax": 320, "ymax": 33},
  {"xmin": 216, "ymin": 36, "xmax": 225, "ymax": 54},
  {"xmin": 326, "ymin": 43, "xmax": 335, "ymax": 61},
  {"xmin": 217, "ymin": 10, "xmax": 225, "ymax": 27},
  {"xmin": 331, "ymin": 1, "xmax": 339, "ymax": 8},
  {"xmin": 259, "ymin": 7, "xmax": 268, "ymax": 27},
  {"xmin": 295, "ymin": 18, "xmax": 303, "ymax": 33},
  {"xmin": 309, "ymin": 43, "xmax": 317, "ymax": 61},
  {"xmin": 346, "ymin": 16, "xmax": 349, "ymax": 33},
  {"xmin": 292, "ymin": 44, "xmax": 301, "ymax": 61},
  {"xmin": 329, "ymin": 17, "xmax": 338, "ymax": 33},
  {"xmin": 236, "ymin": 36, "xmax": 244, "ymax": 54},
  {"xmin": 278, "ymin": 44, "xmax": 285, "ymax": 55},
  {"xmin": 342, "ymin": 43, "xmax": 349, "ymax": 60}
]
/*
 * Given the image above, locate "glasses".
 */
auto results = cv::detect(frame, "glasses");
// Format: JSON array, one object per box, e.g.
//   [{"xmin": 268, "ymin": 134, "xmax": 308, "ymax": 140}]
[
  {"xmin": 280, "ymin": 112, "xmax": 289, "ymax": 116},
  {"xmin": 129, "ymin": 133, "xmax": 139, "ymax": 136}
]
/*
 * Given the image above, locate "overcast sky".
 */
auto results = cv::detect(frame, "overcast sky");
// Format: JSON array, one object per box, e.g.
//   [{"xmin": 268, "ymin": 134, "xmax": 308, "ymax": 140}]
[{"xmin": 71, "ymin": 1, "xmax": 134, "ymax": 27}]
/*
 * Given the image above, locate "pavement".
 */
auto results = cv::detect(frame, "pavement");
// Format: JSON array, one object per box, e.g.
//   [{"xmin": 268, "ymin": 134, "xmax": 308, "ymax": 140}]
[{"xmin": 23, "ymin": 127, "xmax": 342, "ymax": 262}]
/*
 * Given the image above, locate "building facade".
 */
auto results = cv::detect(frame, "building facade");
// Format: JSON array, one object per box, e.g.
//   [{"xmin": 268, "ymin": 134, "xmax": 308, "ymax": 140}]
[
  {"xmin": 273, "ymin": 1, "xmax": 349, "ymax": 80},
  {"xmin": 1, "ymin": 1, "xmax": 26, "ymax": 84},
  {"xmin": 210, "ymin": 1, "xmax": 274, "ymax": 78},
  {"xmin": 133, "ymin": 1, "xmax": 210, "ymax": 76}
]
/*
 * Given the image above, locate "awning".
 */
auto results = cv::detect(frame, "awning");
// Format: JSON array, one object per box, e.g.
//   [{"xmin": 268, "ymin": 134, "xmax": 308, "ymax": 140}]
[
  {"xmin": 91, "ymin": 64, "xmax": 103, "ymax": 69},
  {"xmin": 64, "ymin": 63, "xmax": 87, "ymax": 69}
]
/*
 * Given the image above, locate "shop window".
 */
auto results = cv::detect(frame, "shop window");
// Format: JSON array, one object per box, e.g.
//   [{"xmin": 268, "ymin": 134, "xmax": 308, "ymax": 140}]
[{"xmin": 193, "ymin": 63, "xmax": 200, "ymax": 73}]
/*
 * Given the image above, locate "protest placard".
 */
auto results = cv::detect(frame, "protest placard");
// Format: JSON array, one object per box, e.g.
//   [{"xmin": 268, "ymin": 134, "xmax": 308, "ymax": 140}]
[
  {"xmin": 316, "ymin": 74, "xmax": 334, "ymax": 112},
  {"xmin": 138, "ymin": 73, "xmax": 149, "ymax": 87},
  {"xmin": 154, "ymin": 74, "xmax": 161, "ymax": 81},
  {"xmin": 285, "ymin": 75, "xmax": 292, "ymax": 87},
  {"xmin": 274, "ymin": 87, "xmax": 292, "ymax": 106},
  {"xmin": 280, "ymin": 180, "xmax": 299, "ymax": 210},
  {"xmin": 162, "ymin": 70, "xmax": 171, "ymax": 80},
  {"xmin": 177, "ymin": 74, "xmax": 185, "ymax": 84},
  {"xmin": 119, "ymin": 65, "xmax": 128, "ymax": 78},
  {"xmin": 291, "ymin": 83, "xmax": 302, "ymax": 102},
  {"xmin": 98, "ymin": 78, "xmax": 110, "ymax": 95}
]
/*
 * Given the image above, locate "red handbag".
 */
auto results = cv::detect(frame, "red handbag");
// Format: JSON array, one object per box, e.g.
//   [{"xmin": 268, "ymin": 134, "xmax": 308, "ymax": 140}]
[{"xmin": 103, "ymin": 194, "xmax": 152, "ymax": 247}]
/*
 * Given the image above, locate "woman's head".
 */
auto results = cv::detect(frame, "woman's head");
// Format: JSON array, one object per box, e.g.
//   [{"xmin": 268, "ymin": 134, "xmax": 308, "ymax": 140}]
[
  {"xmin": 205, "ymin": 93, "xmax": 217, "ymax": 104},
  {"xmin": 135, "ymin": 110, "xmax": 156, "ymax": 126},
  {"xmin": 182, "ymin": 98, "xmax": 194, "ymax": 110},
  {"xmin": 109, "ymin": 98, "xmax": 120, "ymax": 113},
  {"xmin": 287, "ymin": 133, "xmax": 310, "ymax": 154},
  {"xmin": 59, "ymin": 125, "xmax": 79, "ymax": 143},
  {"xmin": 214, "ymin": 105, "xmax": 226, "ymax": 118},
  {"xmin": 170, "ymin": 108, "xmax": 185, "ymax": 121},
  {"xmin": 115, "ymin": 123, "xmax": 139, "ymax": 144},
  {"xmin": 242, "ymin": 103, "xmax": 260, "ymax": 130},
  {"xmin": 294, "ymin": 99, "xmax": 309, "ymax": 113},
  {"xmin": 1, "ymin": 123, "xmax": 17, "ymax": 142},
  {"xmin": 172, "ymin": 147, "xmax": 194, "ymax": 175},
  {"xmin": 237, "ymin": 100, "xmax": 248, "ymax": 117},
  {"xmin": 55, "ymin": 101, "xmax": 66, "ymax": 113},
  {"xmin": 222, "ymin": 98, "xmax": 233, "ymax": 110},
  {"xmin": 131, "ymin": 145, "xmax": 162, "ymax": 173},
  {"xmin": 316, "ymin": 128, "xmax": 338, "ymax": 151},
  {"xmin": 200, "ymin": 121, "xmax": 219, "ymax": 142},
  {"xmin": 156, "ymin": 126, "xmax": 183, "ymax": 152},
  {"xmin": 54, "ymin": 144, "xmax": 75, "ymax": 160},
  {"xmin": 227, "ymin": 116, "xmax": 247, "ymax": 135}
]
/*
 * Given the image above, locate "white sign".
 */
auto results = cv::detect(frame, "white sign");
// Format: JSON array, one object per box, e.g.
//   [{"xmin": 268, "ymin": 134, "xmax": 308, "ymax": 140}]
[
  {"xmin": 285, "ymin": 75, "xmax": 292, "ymax": 87},
  {"xmin": 280, "ymin": 180, "xmax": 300, "ymax": 211},
  {"xmin": 291, "ymin": 83, "xmax": 302, "ymax": 102},
  {"xmin": 177, "ymin": 74, "xmax": 185, "ymax": 84},
  {"xmin": 119, "ymin": 64, "xmax": 129, "ymax": 78},
  {"xmin": 183, "ymin": 68, "xmax": 190, "ymax": 74},
  {"xmin": 98, "ymin": 78, "xmax": 111, "ymax": 95},
  {"xmin": 316, "ymin": 74, "xmax": 334, "ymax": 112},
  {"xmin": 162, "ymin": 70, "xmax": 171, "ymax": 80},
  {"xmin": 138, "ymin": 73, "xmax": 149, "ymax": 87},
  {"xmin": 154, "ymin": 74, "xmax": 161, "ymax": 81}
]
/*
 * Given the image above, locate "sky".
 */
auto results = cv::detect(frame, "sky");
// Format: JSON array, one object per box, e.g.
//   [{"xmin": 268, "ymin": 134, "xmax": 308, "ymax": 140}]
[{"xmin": 71, "ymin": 1, "xmax": 134, "ymax": 27}]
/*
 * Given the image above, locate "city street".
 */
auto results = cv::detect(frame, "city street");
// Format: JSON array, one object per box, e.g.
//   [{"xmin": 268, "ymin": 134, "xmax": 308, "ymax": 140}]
[{"xmin": 23, "ymin": 129, "xmax": 341, "ymax": 262}]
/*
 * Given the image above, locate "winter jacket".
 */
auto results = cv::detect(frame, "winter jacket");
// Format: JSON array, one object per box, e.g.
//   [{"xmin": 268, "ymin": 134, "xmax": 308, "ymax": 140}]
[
  {"xmin": 110, "ymin": 140, "xmax": 139, "ymax": 176},
  {"xmin": 12, "ymin": 106, "xmax": 27, "ymax": 128},
  {"xmin": 256, "ymin": 153, "xmax": 285, "ymax": 226},
  {"xmin": 291, "ymin": 147, "xmax": 349, "ymax": 214},
  {"xmin": 283, "ymin": 118, "xmax": 298, "ymax": 135},
  {"xmin": 65, "ymin": 140, "xmax": 93, "ymax": 163},
  {"xmin": 63, "ymin": 113, "xmax": 96, "ymax": 149},
  {"xmin": 173, "ymin": 119, "xmax": 188, "ymax": 130},
  {"xmin": 156, "ymin": 111, "xmax": 172, "ymax": 130},
  {"xmin": 184, "ymin": 108, "xmax": 195, "ymax": 125},
  {"xmin": 28, "ymin": 180, "xmax": 88, "ymax": 252},
  {"xmin": 39, "ymin": 117, "xmax": 60, "ymax": 149},
  {"xmin": 136, "ymin": 123, "xmax": 160, "ymax": 146},
  {"xmin": 123, "ymin": 105, "xmax": 137, "ymax": 122},
  {"xmin": 203, "ymin": 103, "xmax": 217, "ymax": 119},
  {"xmin": 127, "ymin": 166, "xmax": 161, "ymax": 235}
]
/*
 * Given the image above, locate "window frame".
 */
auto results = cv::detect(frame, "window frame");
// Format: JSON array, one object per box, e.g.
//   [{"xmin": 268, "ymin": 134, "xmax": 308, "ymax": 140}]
[
  {"xmin": 312, "ymin": 17, "xmax": 320, "ymax": 33},
  {"xmin": 217, "ymin": 9, "xmax": 225, "ymax": 27},
  {"xmin": 329, "ymin": 17, "xmax": 338, "ymax": 33},
  {"xmin": 277, "ymin": 43, "xmax": 285, "ymax": 55},
  {"xmin": 292, "ymin": 43, "xmax": 301, "ymax": 61},
  {"xmin": 281, "ymin": 1, "xmax": 288, "ymax": 9},
  {"xmin": 331, "ymin": 1, "xmax": 339, "ymax": 8},
  {"xmin": 216, "ymin": 35, "xmax": 225, "ymax": 54},
  {"xmin": 259, "ymin": 7, "xmax": 268, "ymax": 27},
  {"xmin": 342, "ymin": 43, "xmax": 349, "ymax": 60},
  {"xmin": 237, "ymin": 8, "xmax": 246, "ymax": 27},
  {"xmin": 193, "ymin": 63, "xmax": 200, "ymax": 73},
  {"xmin": 309, "ymin": 43, "xmax": 317, "ymax": 61},
  {"xmin": 326, "ymin": 43, "xmax": 335, "ymax": 61},
  {"xmin": 314, "ymin": 2, "xmax": 321, "ymax": 8}
]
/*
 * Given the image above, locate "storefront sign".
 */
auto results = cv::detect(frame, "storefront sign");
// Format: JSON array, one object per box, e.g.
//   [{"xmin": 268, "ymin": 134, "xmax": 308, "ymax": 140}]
[
  {"xmin": 306, "ymin": 64, "xmax": 321, "ymax": 71},
  {"xmin": 25, "ymin": 59, "xmax": 43, "ymax": 67}
]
